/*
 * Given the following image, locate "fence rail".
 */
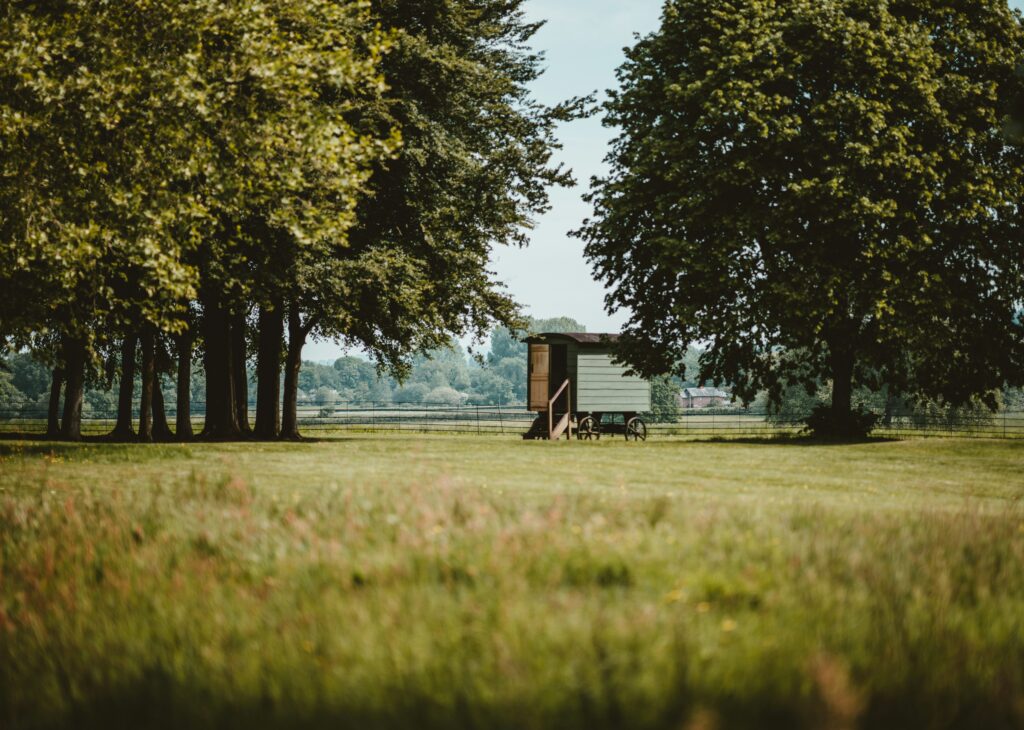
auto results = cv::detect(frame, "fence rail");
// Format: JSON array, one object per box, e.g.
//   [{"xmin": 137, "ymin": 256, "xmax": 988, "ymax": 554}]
[{"xmin": 1, "ymin": 401, "xmax": 1023, "ymax": 440}]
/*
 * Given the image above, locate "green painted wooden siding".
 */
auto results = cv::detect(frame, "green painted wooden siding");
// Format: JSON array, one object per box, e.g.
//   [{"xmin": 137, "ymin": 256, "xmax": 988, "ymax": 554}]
[{"xmin": 571, "ymin": 350, "xmax": 651, "ymax": 412}]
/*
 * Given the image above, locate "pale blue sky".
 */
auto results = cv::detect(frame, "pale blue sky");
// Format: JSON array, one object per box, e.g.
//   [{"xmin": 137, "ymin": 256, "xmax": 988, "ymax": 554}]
[
  {"xmin": 487, "ymin": 0, "xmax": 664, "ymax": 337},
  {"xmin": 306, "ymin": 0, "xmax": 663, "ymax": 360},
  {"xmin": 305, "ymin": 0, "xmax": 1023, "ymax": 360}
]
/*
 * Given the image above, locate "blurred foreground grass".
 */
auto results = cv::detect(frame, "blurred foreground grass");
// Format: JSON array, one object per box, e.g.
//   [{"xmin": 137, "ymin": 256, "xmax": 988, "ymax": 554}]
[{"xmin": 1, "ymin": 435, "xmax": 1023, "ymax": 729}]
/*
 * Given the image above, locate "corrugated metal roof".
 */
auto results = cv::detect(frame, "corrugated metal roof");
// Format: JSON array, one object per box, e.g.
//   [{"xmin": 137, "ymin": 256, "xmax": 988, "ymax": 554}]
[{"xmin": 525, "ymin": 332, "xmax": 619, "ymax": 345}]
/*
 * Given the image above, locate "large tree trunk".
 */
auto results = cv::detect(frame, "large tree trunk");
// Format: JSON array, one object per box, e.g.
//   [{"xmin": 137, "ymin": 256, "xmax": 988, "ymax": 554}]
[
  {"xmin": 828, "ymin": 340, "xmax": 856, "ymax": 435},
  {"xmin": 281, "ymin": 308, "xmax": 310, "ymax": 440},
  {"xmin": 60, "ymin": 338, "xmax": 86, "ymax": 442},
  {"xmin": 232, "ymin": 311, "xmax": 251, "ymax": 435},
  {"xmin": 110, "ymin": 335, "xmax": 137, "ymax": 440},
  {"xmin": 46, "ymin": 367, "xmax": 63, "ymax": 438},
  {"xmin": 152, "ymin": 376, "xmax": 174, "ymax": 442},
  {"xmin": 882, "ymin": 387, "xmax": 895, "ymax": 428},
  {"xmin": 175, "ymin": 333, "xmax": 194, "ymax": 441},
  {"xmin": 254, "ymin": 303, "xmax": 283, "ymax": 439},
  {"xmin": 201, "ymin": 293, "xmax": 241, "ymax": 439},
  {"xmin": 138, "ymin": 329, "xmax": 155, "ymax": 442}
]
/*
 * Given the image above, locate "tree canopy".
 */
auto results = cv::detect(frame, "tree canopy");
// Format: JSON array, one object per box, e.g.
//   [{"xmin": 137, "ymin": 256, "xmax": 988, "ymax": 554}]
[
  {"xmin": 0, "ymin": 0, "xmax": 577, "ymax": 440},
  {"xmin": 578, "ymin": 0, "xmax": 1024, "ymax": 435}
]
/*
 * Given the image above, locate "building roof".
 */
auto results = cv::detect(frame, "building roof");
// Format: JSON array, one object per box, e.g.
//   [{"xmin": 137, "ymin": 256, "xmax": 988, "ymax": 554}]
[
  {"xmin": 525, "ymin": 332, "xmax": 619, "ymax": 345},
  {"xmin": 682, "ymin": 387, "xmax": 730, "ymax": 398}
]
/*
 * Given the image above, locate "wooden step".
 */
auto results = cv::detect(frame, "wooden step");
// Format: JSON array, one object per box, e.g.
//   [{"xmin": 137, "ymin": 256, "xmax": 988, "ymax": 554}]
[{"xmin": 550, "ymin": 411, "xmax": 570, "ymax": 440}]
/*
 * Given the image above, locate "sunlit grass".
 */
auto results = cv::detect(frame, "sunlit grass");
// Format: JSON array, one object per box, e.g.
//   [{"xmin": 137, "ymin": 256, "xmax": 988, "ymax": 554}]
[{"xmin": 1, "ymin": 436, "xmax": 1022, "ymax": 729}]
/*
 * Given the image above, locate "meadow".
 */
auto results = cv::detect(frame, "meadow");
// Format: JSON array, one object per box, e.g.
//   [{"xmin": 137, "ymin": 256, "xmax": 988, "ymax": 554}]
[{"xmin": 1, "ymin": 434, "xmax": 1023, "ymax": 729}]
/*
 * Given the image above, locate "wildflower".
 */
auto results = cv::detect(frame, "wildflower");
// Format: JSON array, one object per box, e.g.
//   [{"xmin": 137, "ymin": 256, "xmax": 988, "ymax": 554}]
[
  {"xmin": 664, "ymin": 588, "xmax": 685, "ymax": 604},
  {"xmin": 696, "ymin": 602, "xmax": 711, "ymax": 613},
  {"xmin": 721, "ymin": 618, "xmax": 737, "ymax": 632}
]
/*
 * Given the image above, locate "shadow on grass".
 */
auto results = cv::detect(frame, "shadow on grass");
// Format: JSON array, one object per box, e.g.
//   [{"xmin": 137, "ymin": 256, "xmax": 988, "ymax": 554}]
[
  {"xmin": 697, "ymin": 435, "xmax": 902, "ymax": 447},
  {"xmin": 0, "ymin": 440, "xmax": 98, "ymax": 457},
  {"xmin": 9, "ymin": 676, "xmax": 751, "ymax": 730},
  {"xmin": 0, "ymin": 434, "xmax": 363, "ymax": 457},
  {"xmin": 637, "ymin": 432, "xmax": 900, "ymax": 447},
  {"xmin": 14, "ymin": 677, "xmax": 1010, "ymax": 730}
]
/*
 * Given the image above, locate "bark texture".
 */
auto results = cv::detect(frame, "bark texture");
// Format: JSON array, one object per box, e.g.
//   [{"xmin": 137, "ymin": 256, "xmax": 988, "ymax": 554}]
[
  {"xmin": 281, "ymin": 308, "xmax": 311, "ymax": 440},
  {"xmin": 46, "ymin": 367, "xmax": 63, "ymax": 438},
  {"xmin": 138, "ymin": 330, "xmax": 155, "ymax": 442},
  {"xmin": 110, "ymin": 335, "xmax": 137, "ymax": 439},
  {"xmin": 254, "ymin": 304, "xmax": 283, "ymax": 439},
  {"xmin": 201, "ymin": 293, "xmax": 241, "ymax": 439},
  {"xmin": 60, "ymin": 338, "xmax": 85, "ymax": 442},
  {"xmin": 232, "ymin": 311, "xmax": 251, "ymax": 434},
  {"xmin": 152, "ymin": 377, "xmax": 174, "ymax": 442},
  {"xmin": 830, "ymin": 346, "xmax": 855, "ymax": 426},
  {"xmin": 175, "ymin": 333, "xmax": 194, "ymax": 441}
]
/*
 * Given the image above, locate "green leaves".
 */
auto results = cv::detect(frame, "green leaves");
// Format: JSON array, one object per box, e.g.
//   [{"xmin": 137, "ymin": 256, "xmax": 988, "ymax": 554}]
[
  {"xmin": 1, "ymin": 0, "xmax": 394, "ymax": 350},
  {"xmin": 1, "ymin": 0, "xmax": 579, "ymax": 410},
  {"xmin": 300, "ymin": 0, "xmax": 577, "ymax": 371},
  {"xmin": 579, "ymin": 0, "xmax": 1024, "ymax": 412}
]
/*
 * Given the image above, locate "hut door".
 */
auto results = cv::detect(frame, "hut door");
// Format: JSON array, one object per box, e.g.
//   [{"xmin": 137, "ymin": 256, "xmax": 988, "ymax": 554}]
[
  {"xmin": 528, "ymin": 344, "xmax": 550, "ymax": 411},
  {"xmin": 549, "ymin": 345, "xmax": 568, "ymax": 397}
]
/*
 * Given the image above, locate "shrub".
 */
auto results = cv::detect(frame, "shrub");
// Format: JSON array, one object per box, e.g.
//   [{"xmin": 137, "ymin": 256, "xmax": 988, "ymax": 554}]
[
  {"xmin": 424, "ymin": 386, "xmax": 467, "ymax": 407},
  {"xmin": 804, "ymin": 404, "xmax": 879, "ymax": 440}
]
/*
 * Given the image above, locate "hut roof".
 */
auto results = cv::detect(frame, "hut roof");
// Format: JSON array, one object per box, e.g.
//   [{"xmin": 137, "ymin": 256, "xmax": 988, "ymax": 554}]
[{"xmin": 525, "ymin": 332, "xmax": 619, "ymax": 346}]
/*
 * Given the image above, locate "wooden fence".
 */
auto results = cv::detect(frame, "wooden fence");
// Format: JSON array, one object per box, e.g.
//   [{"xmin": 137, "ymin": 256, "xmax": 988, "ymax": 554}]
[{"xmin": 2, "ymin": 401, "xmax": 1023, "ymax": 440}]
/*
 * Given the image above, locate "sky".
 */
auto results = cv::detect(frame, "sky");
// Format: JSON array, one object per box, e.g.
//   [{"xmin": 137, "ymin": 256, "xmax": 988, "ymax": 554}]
[
  {"xmin": 304, "ymin": 0, "xmax": 1024, "ymax": 361},
  {"xmin": 487, "ymin": 0, "xmax": 665, "ymax": 335},
  {"xmin": 303, "ymin": 0, "xmax": 665, "ymax": 361}
]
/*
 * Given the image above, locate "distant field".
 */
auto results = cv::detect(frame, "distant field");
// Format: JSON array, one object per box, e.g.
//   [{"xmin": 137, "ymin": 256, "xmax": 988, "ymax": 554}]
[{"xmin": 1, "ymin": 435, "xmax": 1023, "ymax": 729}]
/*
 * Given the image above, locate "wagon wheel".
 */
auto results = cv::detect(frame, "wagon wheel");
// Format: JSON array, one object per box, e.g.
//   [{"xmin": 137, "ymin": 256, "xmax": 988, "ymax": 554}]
[
  {"xmin": 625, "ymin": 416, "xmax": 647, "ymax": 442},
  {"xmin": 577, "ymin": 415, "xmax": 601, "ymax": 441}
]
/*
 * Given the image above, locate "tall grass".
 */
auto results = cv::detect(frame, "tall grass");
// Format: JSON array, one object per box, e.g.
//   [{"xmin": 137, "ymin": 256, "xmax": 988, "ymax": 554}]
[{"xmin": 1, "ymin": 437, "xmax": 1022, "ymax": 729}]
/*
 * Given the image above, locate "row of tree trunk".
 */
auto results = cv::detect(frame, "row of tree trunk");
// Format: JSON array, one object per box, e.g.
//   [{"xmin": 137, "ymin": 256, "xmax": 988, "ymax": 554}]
[{"xmin": 48, "ymin": 299, "xmax": 313, "ymax": 443}]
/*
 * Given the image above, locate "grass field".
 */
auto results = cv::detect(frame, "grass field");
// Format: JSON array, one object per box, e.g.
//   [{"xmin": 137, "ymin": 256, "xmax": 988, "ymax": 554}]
[{"xmin": 1, "ymin": 435, "xmax": 1023, "ymax": 729}]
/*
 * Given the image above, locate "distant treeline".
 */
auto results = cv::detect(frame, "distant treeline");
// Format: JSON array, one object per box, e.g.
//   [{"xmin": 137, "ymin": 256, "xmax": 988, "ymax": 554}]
[
  {"xmin": 1, "ymin": 317, "xmax": 690, "ymax": 417},
  {"xmin": 8, "ymin": 315, "xmax": 1019, "ymax": 426}
]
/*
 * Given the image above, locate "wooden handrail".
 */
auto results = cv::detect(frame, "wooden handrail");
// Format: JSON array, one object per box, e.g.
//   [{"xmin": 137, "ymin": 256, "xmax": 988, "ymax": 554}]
[{"xmin": 548, "ymin": 378, "xmax": 572, "ymax": 441}]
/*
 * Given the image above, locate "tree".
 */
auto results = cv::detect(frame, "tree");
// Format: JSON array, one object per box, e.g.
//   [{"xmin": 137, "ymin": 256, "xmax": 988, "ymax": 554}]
[
  {"xmin": 407, "ymin": 345, "xmax": 472, "ymax": 391},
  {"xmin": 424, "ymin": 386, "xmax": 466, "ymax": 407},
  {"xmin": 1, "ymin": 1, "xmax": 205, "ymax": 440},
  {"xmin": 650, "ymin": 376, "xmax": 681, "ymax": 423},
  {"xmin": 0, "ymin": 361, "xmax": 23, "ymax": 409},
  {"xmin": 488, "ymin": 316, "xmax": 589, "ymax": 365},
  {"xmin": 156, "ymin": 0, "xmax": 395, "ymax": 439},
  {"xmin": 1, "ymin": 0, "xmax": 398, "ymax": 441},
  {"xmin": 109, "ymin": 337, "xmax": 138, "ymax": 440},
  {"xmin": 579, "ymin": 0, "xmax": 1024, "ymax": 437},
  {"xmin": 475, "ymin": 316, "xmax": 588, "ymax": 404},
  {"xmin": 269, "ymin": 0, "xmax": 583, "ymax": 437},
  {"xmin": 393, "ymin": 382, "xmax": 430, "ymax": 404},
  {"xmin": 3, "ymin": 1, "xmax": 579, "ymax": 441}
]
